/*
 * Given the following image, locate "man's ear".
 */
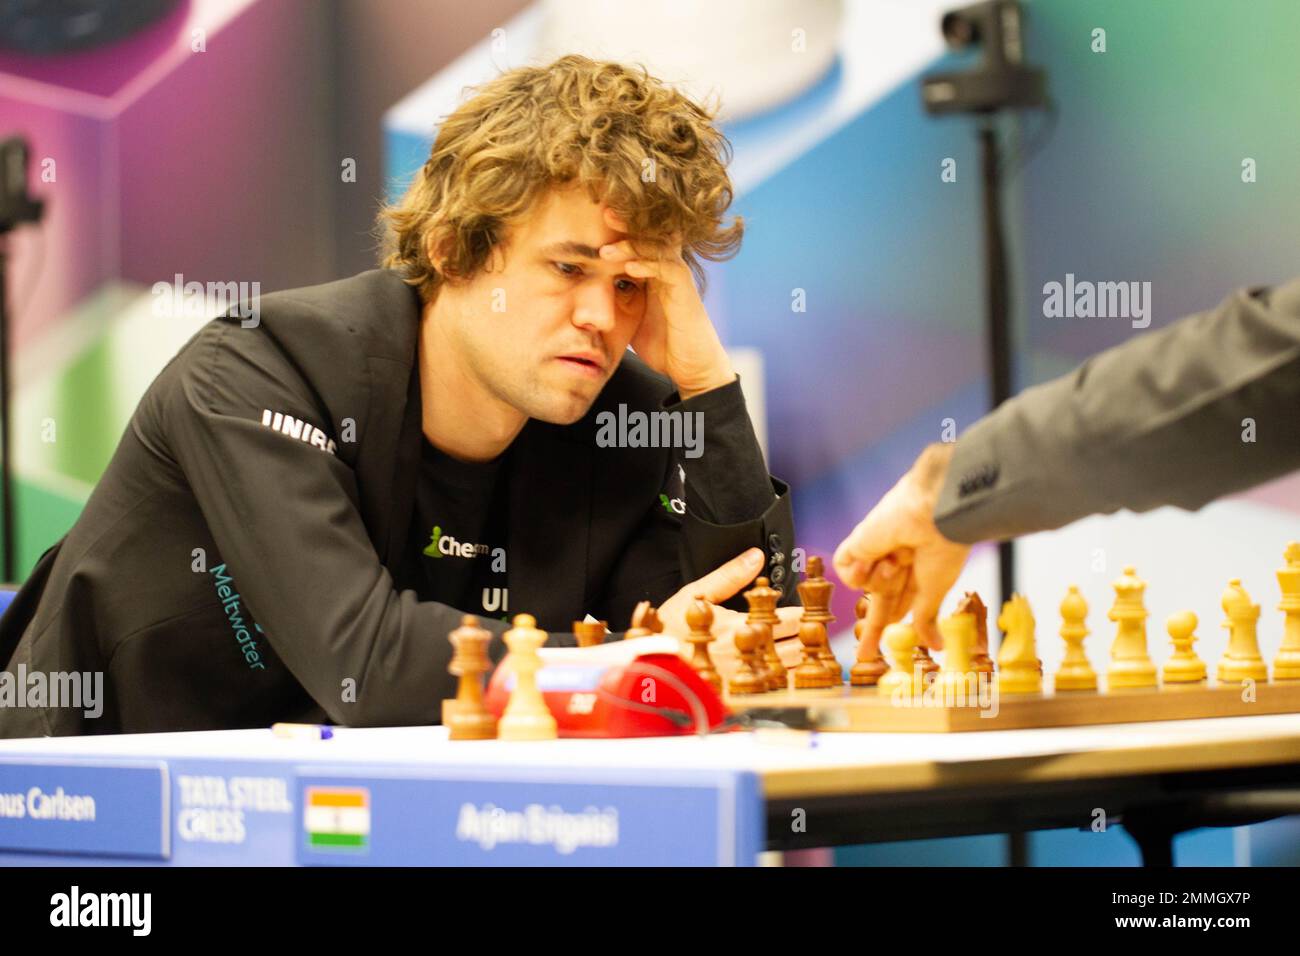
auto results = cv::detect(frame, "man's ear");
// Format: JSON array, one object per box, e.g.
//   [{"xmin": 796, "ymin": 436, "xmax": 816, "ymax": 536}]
[
  {"xmin": 485, "ymin": 243, "xmax": 508, "ymax": 275},
  {"xmin": 428, "ymin": 232, "xmax": 506, "ymax": 278},
  {"xmin": 425, "ymin": 235, "xmax": 450, "ymax": 275}
]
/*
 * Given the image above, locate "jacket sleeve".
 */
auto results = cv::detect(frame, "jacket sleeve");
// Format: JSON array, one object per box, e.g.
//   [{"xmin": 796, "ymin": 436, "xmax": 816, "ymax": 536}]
[
  {"xmin": 593, "ymin": 375, "xmax": 798, "ymax": 627},
  {"xmin": 152, "ymin": 318, "xmax": 507, "ymax": 727},
  {"xmin": 934, "ymin": 279, "xmax": 1300, "ymax": 544}
]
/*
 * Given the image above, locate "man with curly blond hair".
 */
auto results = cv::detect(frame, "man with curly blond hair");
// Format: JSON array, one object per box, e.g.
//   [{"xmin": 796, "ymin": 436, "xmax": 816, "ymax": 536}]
[{"xmin": 0, "ymin": 56, "xmax": 799, "ymax": 737}]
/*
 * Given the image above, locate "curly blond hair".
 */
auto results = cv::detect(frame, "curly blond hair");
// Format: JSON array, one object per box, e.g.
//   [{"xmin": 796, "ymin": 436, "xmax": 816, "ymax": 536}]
[{"xmin": 377, "ymin": 55, "xmax": 743, "ymax": 302}]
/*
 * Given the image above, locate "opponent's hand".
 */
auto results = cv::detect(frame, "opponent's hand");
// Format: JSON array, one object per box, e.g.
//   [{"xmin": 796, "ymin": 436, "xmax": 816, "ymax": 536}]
[
  {"xmin": 832, "ymin": 443, "xmax": 971, "ymax": 650},
  {"xmin": 599, "ymin": 207, "xmax": 734, "ymax": 399}
]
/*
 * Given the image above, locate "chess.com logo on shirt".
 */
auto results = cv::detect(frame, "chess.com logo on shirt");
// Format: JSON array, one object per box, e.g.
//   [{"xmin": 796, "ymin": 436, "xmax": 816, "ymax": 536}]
[{"xmin": 424, "ymin": 525, "xmax": 490, "ymax": 560}]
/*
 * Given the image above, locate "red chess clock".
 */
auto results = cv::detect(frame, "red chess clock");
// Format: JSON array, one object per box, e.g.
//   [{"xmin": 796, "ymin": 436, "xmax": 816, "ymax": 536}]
[{"xmin": 484, "ymin": 637, "xmax": 730, "ymax": 737}]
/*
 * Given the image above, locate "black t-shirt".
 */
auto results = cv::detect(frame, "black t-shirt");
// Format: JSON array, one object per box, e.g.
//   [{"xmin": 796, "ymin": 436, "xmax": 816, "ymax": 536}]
[
  {"xmin": 401, "ymin": 437, "xmax": 512, "ymax": 623},
  {"xmin": 395, "ymin": 374, "xmax": 777, "ymax": 629}
]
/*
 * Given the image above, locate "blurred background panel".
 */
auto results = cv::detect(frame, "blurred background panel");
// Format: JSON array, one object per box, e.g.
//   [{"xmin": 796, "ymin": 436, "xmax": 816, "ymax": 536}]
[{"xmin": 0, "ymin": 0, "xmax": 527, "ymax": 568}]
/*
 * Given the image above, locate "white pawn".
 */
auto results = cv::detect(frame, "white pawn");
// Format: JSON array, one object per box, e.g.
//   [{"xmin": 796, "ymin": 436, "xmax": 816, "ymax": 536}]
[
  {"xmin": 878, "ymin": 622, "xmax": 920, "ymax": 698},
  {"xmin": 499, "ymin": 613, "xmax": 558, "ymax": 741},
  {"xmin": 1162, "ymin": 611, "xmax": 1206, "ymax": 684}
]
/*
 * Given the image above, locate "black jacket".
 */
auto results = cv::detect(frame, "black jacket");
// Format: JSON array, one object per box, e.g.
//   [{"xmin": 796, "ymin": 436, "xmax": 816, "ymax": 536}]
[{"xmin": 0, "ymin": 270, "xmax": 795, "ymax": 737}]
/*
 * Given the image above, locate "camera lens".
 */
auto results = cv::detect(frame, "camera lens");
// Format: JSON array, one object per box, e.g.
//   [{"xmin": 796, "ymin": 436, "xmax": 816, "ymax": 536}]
[{"xmin": 941, "ymin": 13, "xmax": 980, "ymax": 49}]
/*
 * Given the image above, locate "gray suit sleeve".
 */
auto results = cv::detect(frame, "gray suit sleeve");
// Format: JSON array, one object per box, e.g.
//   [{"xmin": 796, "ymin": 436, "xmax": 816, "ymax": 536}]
[{"xmin": 933, "ymin": 279, "xmax": 1300, "ymax": 544}]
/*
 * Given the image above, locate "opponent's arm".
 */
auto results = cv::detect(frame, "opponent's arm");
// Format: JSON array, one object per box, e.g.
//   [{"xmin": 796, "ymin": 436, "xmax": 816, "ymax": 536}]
[
  {"xmin": 835, "ymin": 278, "xmax": 1300, "ymax": 648},
  {"xmin": 933, "ymin": 279, "xmax": 1300, "ymax": 543}
]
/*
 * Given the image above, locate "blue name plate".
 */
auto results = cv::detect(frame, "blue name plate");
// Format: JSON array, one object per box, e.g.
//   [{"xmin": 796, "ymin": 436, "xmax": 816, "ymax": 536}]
[
  {"xmin": 0, "ymin": 760, "xmax": 169, "ymax": 859},
  {"xmin": 296, "ymin": 766, "xmax": 761, "ymax": 867}
]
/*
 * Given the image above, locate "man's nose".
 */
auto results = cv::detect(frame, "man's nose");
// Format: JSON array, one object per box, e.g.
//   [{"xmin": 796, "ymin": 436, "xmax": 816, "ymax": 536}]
[{"xmin": 572, "ymin": 282, "xmax": 617, "ymax": 332}]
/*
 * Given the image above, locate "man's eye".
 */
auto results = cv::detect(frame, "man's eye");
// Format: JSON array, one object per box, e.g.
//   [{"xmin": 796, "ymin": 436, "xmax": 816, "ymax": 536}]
[
  {"xmin": 615, "ymin": 278, "xmax": 643, "ymax": 295},
  {"xmin": 553, "ymin": 262, "xmax": 581, "ymax": 278}
]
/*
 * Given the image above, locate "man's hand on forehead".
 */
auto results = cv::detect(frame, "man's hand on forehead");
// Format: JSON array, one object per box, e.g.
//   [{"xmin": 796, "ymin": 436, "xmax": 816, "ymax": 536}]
[
  {"xmin": 597, "ymin": 207, "xmax": 682, "ymax": 262},
  {"xmin": 595, "ymin": 206, "xmax": 732, "ymax": 400}
]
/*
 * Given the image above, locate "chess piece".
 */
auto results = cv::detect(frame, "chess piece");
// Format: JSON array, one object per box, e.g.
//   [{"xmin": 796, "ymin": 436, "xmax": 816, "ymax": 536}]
[
  {"xmin": 758, "ymin": 627, "xmax": 784, "ymax": 689},
  {"xmin": 573, "ymin": 620, "xmax": 607, "ymax": 647},
  {"xmin": 751, "ymin": 652, "xmax": 774, "ymax": 688},
  {"xmin": 626, "ymin": 601, "xmax": 663, "ymax": 639},
  {"xmin": 912, "ymin": 644, "xmax": 939, "ymax": 686},
  {"xmin": 798, "ymin": 556, "xmax": 843, "ymax": 683},
  {"xmin": 684, "ymin": 595, "xmax": 722, "ymax": 693},
  {"xmin": 1106, "ymin": 565, "xmax": 1157, "ymax": 689},
  {"xmin": 1216, "ymin": 578, "xmax": 1268, "ymax": 684},
  {"xmin": 850, "ymin": 593, "xmax": 888, "ymax": 686},
  {"xmin": 1053, "ymin": 586, "xmax": 1097, "ymax": 691},
  {"xmin": 745, "ymin": 576, "xmax": 787, "ymax": 690},
  {"xmin": 498, "ymin": 613, "xmax": 558, "ymax": 740},
  {"xmin": 794, "ymin": 620, "xmax": 837, "ymax": 688},
  {"xmin": 996, "ymin": 594, "xmax": 1043, "ymax": 694},
  {"xmin": 878, "ymin": 622, "xmax": 920, "ymax": 698},
  {"xmin": 1274, "ymin": 541, "xmax": 1300, "ymax": 681},
  {"xmin": 854, "ymin": 557, "xmax": 910, "ymax": 687},
  {"xmin": 817, "ymin": 637, "xmax": 842, "ymax": 684},
  {"xmin": 936, "ymin": 612, "xmax": 979, "ymax": 699},
  {"xmin": 957, "ymin": 592, "xmax": 995, "ymax": 676},
  {"xmin": 728, "ymin": 622, "xmax": 768, "ymax": 695},
  {"xmin": 445, "ymin": 615, "xmax": 498, "ymax": 740},
  {"xmin": 1162, "ymin": 610, "xmax": 1207, "ymax": 684}
]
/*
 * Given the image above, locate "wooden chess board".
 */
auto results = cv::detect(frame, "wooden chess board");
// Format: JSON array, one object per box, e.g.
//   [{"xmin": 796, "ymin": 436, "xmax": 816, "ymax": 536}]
[{"xmin": 725, "ymin": 678, "xmax": 1300, "ymax": 732}]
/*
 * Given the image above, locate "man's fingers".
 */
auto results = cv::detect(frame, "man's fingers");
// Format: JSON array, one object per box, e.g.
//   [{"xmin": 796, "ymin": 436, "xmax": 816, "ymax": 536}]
[
  {"xmin": 623, "ymin": 258, "xmax": 665, "ymax": 281},
  {"xmin": 832, "ymin": 479, "xmax": 912, "ymax": 578},
  {"xmin": 895, "ymin": 571, "xmax": 917, "ymax": 629},
  {"xmin": 625, "ymin": 255, "xmax": 693, "ymax": 298},
  {"xmin": 708, "ymin": 605, "xmax": 746, "ymax": 636},
  {"xmin": 774, "ymin": 605, "xmax": 803, "ymax": 638},
  {"xmin": 833, "ymin": 517, "xmax": 884, "ymax": 587},
  {"xmin": 629, "ymin": 312, "xmax": 665, "ymax": 365},
  {"xmin": 833, "ymin": 556, "xmax": 869, "ymax": 591},
  {"xmin": 870, "ymin": 553, "xmax": 906, "ymax": 584},
  {"xmin": 833, "ymin": 529, "xmax": 909, "ymax": 591},
  {"xmin": 834, "ymin": 545, "xmax": 893, "ymax": 592},
  {"xmin": 863, "ymin": 574, "xmax": 901, "ymax": 640},
  {"xmin": 915, "ymin": 615, "xmax": 943, "ymax": 652},
  {"xmin": 601, "ymin": 237, "xmax": 679, "ymax": 264},
  {"xmin": 776, "ymin": 638, "xmax": 804, "ymax": 670},
  {"xmin": 599, "ymin": 238, "xmax": 641, "ymax": 263},
  {"xmin": 911, "ymin": 578, "xmax": 949, "ymax": 652},
  {"xmin": 689, "ymin": 548, "xmax": 765, "ymax": 604},
  {"xmin": 864, "ymin": 556, "xmax": 908, "ymax": 602}
]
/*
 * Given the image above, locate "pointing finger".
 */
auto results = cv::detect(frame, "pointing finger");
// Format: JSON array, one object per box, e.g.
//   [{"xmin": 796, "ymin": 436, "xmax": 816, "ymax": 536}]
[{"xmin": 691, "ymin": 548, "xmax": 765, "ymax": 604}]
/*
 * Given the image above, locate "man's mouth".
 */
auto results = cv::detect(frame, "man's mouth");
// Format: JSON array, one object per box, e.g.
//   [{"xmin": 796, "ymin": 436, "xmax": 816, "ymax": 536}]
[{"xmin": 556, "ymin": 352, "xmax": 606, "ymax": 378}]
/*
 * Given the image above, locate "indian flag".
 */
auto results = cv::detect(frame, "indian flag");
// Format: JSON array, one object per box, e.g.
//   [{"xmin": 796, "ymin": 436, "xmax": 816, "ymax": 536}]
[{"xmin": 304, "ymin": 787, "xmax": 371, "ymax": 851}]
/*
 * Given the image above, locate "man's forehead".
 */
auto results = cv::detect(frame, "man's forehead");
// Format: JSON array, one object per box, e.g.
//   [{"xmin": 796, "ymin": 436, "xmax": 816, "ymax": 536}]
[
  {"xmin": 514, "ymin": 184, "xmax": 625, "ymax": 237},
  {"xmin": 538, "ymin": 240, "xmax": 603, "ymax": 259}
]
